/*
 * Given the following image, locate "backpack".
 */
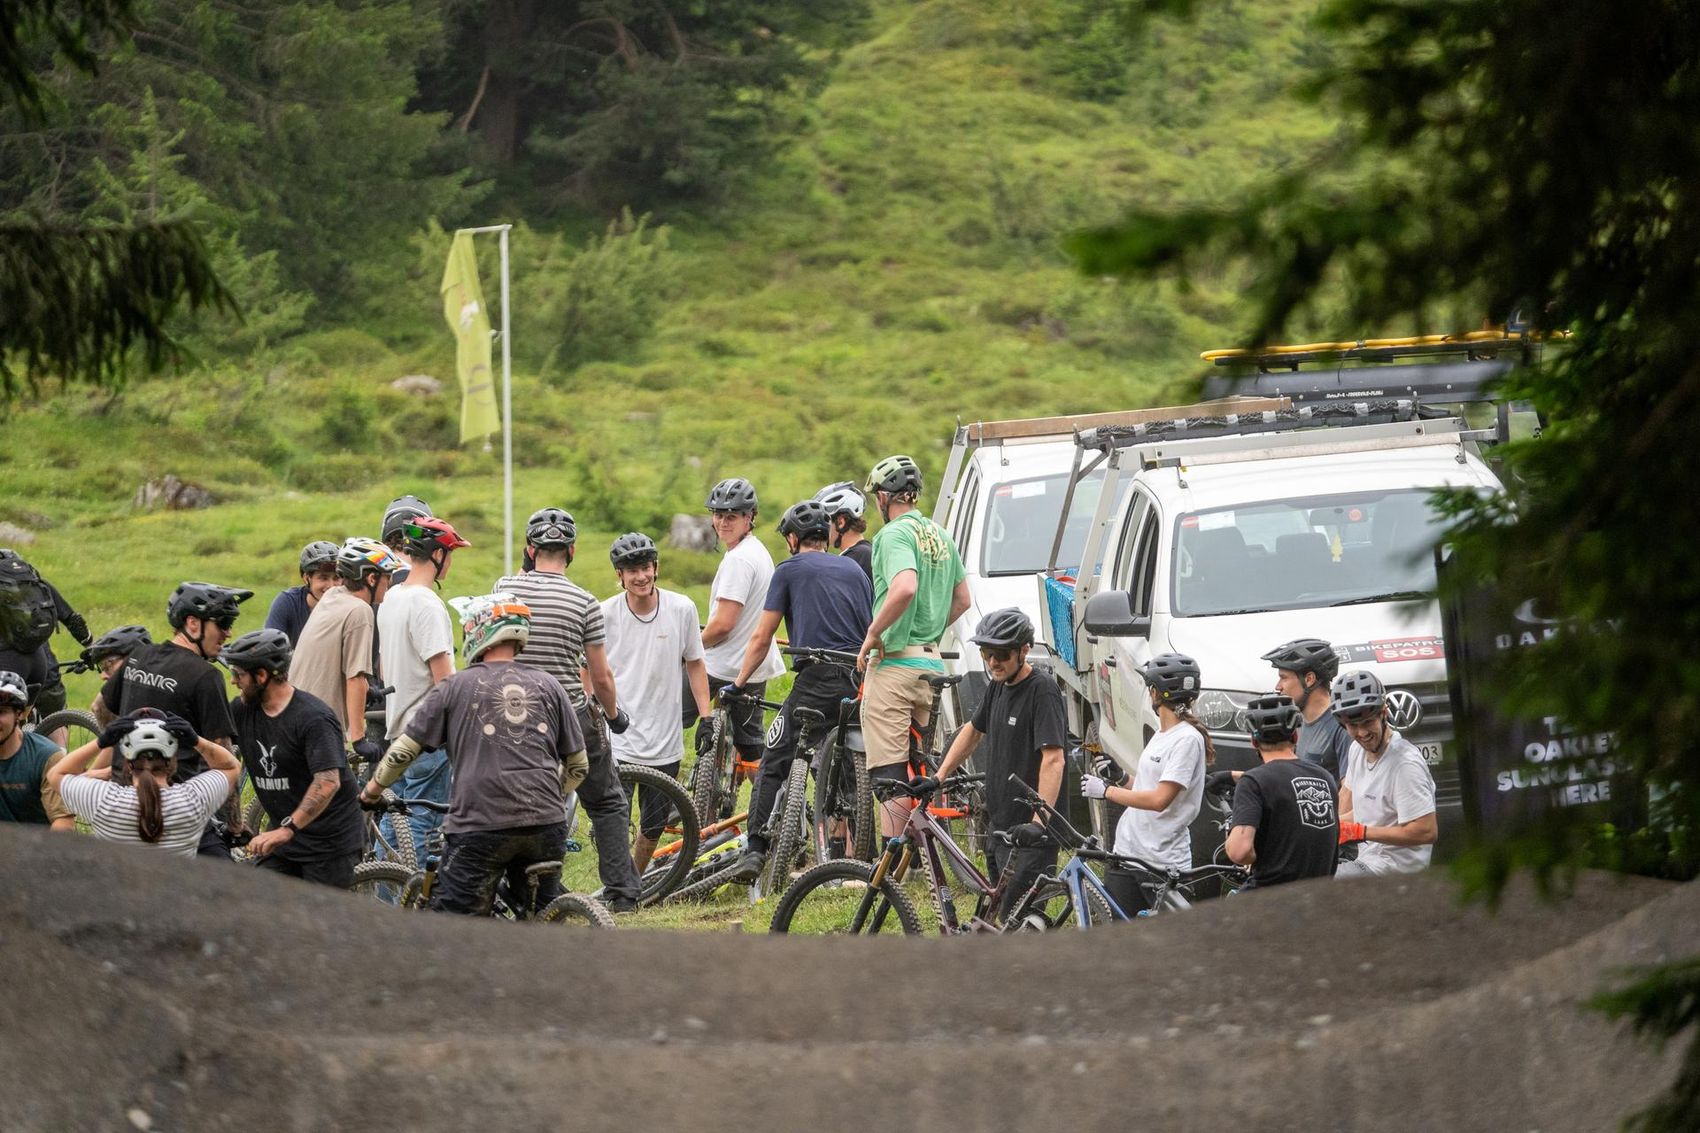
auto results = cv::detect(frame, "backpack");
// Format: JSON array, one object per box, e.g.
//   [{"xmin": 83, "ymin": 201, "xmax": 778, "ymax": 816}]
[{"xmin": 0, "ymin": 550, "xmax": 58, "ymax": 653}]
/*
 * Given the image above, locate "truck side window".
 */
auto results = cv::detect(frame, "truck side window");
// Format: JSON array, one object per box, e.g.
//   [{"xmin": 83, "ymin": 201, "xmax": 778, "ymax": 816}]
[
  {"xmin": 954, "ymin": 468, "xmax": 980, "ymax": 556},
  {"xmin": 1112, "ymin": 492, "xmax": 1149, "ymax": 590},
  {"xmin": 1130, "ymin": 507, "xmax": 1161, "ymax": 616}
]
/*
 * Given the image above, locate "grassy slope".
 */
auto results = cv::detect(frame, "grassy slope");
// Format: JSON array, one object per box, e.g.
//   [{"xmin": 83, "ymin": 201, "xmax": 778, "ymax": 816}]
[{"xmin": 1, "ymin": 0, "xmax": 1332, "ymax": 718}]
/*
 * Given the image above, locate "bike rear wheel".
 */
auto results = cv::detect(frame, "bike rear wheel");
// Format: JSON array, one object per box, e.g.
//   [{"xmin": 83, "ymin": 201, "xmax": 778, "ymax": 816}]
[
  {"xmin": 348, "ymin": 860, "xmax": 420, "ymax": 906},
  {"xmin": 32, "ymin": 708, "xmax": 99, "ymax": 745},
  {"xmin": 768, "ymin": 858, "xmax": 921, "ymax": 935},
  {"xmin": 687, "ymin": 715, "xmax": 728, "ymax": 827},
  {"xmin": 756, "ymin": 756, "xmax": 811, "ymax": 899},
  {"xmin": 538, "ymin": 892, "xmax": 618, "ymax": 927},
  {"xmin": 619, "ymin": 763, "xmax": 700, "ymax": 905}
]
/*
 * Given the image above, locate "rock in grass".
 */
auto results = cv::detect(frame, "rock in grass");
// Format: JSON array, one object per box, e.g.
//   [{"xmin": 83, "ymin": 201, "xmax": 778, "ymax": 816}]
[
  {"xmin": 391, "ymin": 374, "xmax": 442, "ymax": 396},
  {"xmin": 668, "ymin": 514, "xmax": 716, "ymax": 552},
  {"xmin": 133, "ymin": 475, "xmax": 216, "ymax": 511},
  {"xmin": 0, "ymin": 521, "xmax": 35, "ymax": 545}
]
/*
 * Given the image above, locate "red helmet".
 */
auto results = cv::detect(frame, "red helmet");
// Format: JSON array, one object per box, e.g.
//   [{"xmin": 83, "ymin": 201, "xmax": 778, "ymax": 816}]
[{"xmin": 402, "ymin": 517, "xmax": 470, "ymax": 558}]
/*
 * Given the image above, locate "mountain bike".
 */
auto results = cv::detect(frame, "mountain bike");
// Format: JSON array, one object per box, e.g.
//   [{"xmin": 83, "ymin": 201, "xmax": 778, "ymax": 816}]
[
  {"xmin": 350, "ymin": 797, "xmax": 615, "ymax": 926},
  {"xmin": 685, "ymin": 689, "xmax": 766, "ymax": 827},
  {"xmin": 768, "ymin": 772, "xmax": 993, "ymax": 935}
]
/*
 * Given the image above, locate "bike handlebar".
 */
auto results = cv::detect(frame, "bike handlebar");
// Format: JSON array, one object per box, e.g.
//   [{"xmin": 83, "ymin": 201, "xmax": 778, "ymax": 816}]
[
  {"xmin": 780, "ymin": 645, "xmax": 861, "ymax": 666},
  {"xmin": 870, "ymin": 771, "xmax": 985, "ymax": 801},
  {"xmin": 717, "ymin": 686, "xmax": 783, "ymax": 711},
  {"xmin": 370, "ymin": 796, "xmax": 451, "ymax": 815}
]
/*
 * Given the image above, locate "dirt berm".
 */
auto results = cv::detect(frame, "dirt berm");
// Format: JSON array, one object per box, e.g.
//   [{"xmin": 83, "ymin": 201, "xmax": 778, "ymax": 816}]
[{"xmin": 2, "ymin": 825, "xmax": 1690, "ymax": 1132}]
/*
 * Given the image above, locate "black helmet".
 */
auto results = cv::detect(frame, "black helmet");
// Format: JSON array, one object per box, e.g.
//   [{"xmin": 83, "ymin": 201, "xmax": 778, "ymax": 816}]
[
  {"xmin": 1261, "ymin": 638, "xmax": 1340, "ymax": 684},
  {"xmin": 609, "ymin": 532, "xmax": 659, "ymax": 569},
  {"xmin": 1138, "ymin": 653, "xmax": 1202, "ymax": 704},
  {"xmin": 865, "ymin": 455, "xmax": 923, "ymax": 496},
  {"xmin": 167, "ymin": 582, "xmax": 253, "ymax": 631},
  {"xmin": 1330, "ymin": 670, "xmax": 1387, "ymax": 719},
  {"xmin": 777, "ymin": 500, "xmax": 832, "ymax": 543},
  {"xmin": 1245, "ymin": 694, "xmax": 1302, "ymax": 745},
  {"xmin": 525, "ymin": 507, "xmax": 577, "ymax": 549},
  {"xmin": 381, "ymin": 495, "xmax": 433, "ymax": 544},
  {"xmin": 221, "ymin": 628, "xmax": 293, "ymax": 676},
  {"xmin": 298, "ymin": 540, "xmax": 340, "ymax": 574},
  {"xmin": 83, "ymin": 624, "xmax": 152, "ymax": 665},
  {"xmin": 969, "ymin": 607, "xmax": 1035, "ymax": 650},
  {"xmin": 705, "ymin": 478, "xmax": 758, "ymax": 513}
]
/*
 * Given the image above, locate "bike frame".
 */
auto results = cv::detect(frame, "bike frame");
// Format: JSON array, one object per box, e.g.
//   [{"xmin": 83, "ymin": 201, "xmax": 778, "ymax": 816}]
[{"xmin": 862, "ymin": 776, "xmax": 1003, "ymax": 935}]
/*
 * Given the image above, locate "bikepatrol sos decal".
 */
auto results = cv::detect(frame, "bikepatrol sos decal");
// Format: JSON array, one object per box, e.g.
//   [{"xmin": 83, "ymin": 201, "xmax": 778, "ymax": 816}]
[{"xmin": 1333, "ymin": 636, "xmax": 1444, "ymax": 664}]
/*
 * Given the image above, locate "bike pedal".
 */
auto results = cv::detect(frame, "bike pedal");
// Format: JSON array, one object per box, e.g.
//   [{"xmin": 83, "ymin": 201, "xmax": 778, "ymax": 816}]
[{"xmin": 563, "ymin": 839, "xmax": 583, "ymax": 854}]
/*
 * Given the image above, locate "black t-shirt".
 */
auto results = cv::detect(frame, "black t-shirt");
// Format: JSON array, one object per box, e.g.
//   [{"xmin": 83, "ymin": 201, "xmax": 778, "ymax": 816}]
[
  {"xmin": 841, "ymin": 541, "xmax": 874, "ymax": 580},
  {"xmin": 971, "ymin": 666, "xmax": 1067, "ymax": 830},
  {"xmin": 231, "ymin": 688, "xmax": 363, "ymax": 861},
  {"xmin": 101, "ymin": 642, "xmax": 238, "ymax": 780},
  {"xmin": 0, "ymin": 644, "xmax": 54, "ymax": 706},
  {"xmin": 1231, "ymin": 757, "xmax": 1339, "ymax": 887}
]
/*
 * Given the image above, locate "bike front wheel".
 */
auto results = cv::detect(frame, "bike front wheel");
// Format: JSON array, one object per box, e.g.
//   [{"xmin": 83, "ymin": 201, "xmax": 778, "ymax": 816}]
[
  {"xmin": 768, "ymin": 858, "xmax": 921, "ymax": 935},
  {"xmin": 756, "ymin": 756, "xmax": 812, "ymax": 899},
  {"xmin": 538, "ymin": 892, "xmax": 618, "ymax": 928},
  {"xmin": 348, "ymin": 860, "xmax": 422, "ymax": 907}
]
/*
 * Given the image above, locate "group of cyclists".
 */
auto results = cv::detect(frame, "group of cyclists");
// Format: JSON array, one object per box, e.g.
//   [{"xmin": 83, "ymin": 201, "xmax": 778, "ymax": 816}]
[{"xmin": 0, "ymin": 449, "xmax": 1438, "ymax": 926}]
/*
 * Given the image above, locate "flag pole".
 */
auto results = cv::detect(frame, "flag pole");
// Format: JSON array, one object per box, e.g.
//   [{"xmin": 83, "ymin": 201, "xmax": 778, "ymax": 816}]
[{"xmin": 498, "ymin": 225, "xmax": 514, "ymax": 576}]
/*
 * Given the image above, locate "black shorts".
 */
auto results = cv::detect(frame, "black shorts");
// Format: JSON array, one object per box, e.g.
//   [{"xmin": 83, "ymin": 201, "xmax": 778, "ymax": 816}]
[
  {"xmin": 867, "ymin": 761, "xmax": 912, "ymax": 783},
  {"xmin": 636, "ymin": 761, "xmax": 683, "ymax": 840},
  {"xmin": 683, "ymin": 674, "xmax": 768, "ymax": 754},
  {"xmin": 255, "ymin": 851, "xmax": 359, "ymax": 889}
]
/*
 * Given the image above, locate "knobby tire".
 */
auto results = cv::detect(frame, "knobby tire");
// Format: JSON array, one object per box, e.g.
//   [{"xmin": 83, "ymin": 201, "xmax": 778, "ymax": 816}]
[
  {"xmin": 767, "ymin": 858, "xmax": 922, "ymax": 935},
  {"xmin": 757, "ymin": 757, "xmax": 812, "ymax": 899},
  {"xmin": 538, "ymin": 892, "xmax": 618, "ymax": 928},
  {"xmin": 617, "ymin": 762, "xmax": 700, "ymax": 904}
]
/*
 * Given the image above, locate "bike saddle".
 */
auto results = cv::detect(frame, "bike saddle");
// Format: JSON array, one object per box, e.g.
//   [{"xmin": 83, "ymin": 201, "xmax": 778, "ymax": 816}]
[
  {"xmin": 523, "ymin": 862, "xmax": 563, "ymax": 881},
  {"xmin": 924, "ymin": 674, "xmax": 964, "ymax": 690},
  {"xmin": 793, "ymin": 707, "xmax": 827, "ymax": 728}
]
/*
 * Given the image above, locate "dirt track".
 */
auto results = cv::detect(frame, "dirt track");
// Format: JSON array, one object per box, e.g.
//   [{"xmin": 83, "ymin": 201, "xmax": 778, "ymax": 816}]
[{"xmin": 2, "ymin": 824, "xmax": 1689, "ymax": 1131}]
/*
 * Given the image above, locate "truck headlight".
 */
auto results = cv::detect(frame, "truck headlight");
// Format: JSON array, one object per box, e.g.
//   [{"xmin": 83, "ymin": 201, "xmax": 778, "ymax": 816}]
[{"xmin": 1195, "ymin": 689, "xmax": 1254, "ymax": 733}]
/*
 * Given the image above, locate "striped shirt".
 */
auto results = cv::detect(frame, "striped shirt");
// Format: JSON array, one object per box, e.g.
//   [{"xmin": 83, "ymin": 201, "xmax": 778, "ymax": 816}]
[
  {"xmin": 494, "ymin": 572, "xmax": 605, "ymax": 707},
  {"xmin": 57, "ymin": 772, "xmax": 232, "ymax": 859}
]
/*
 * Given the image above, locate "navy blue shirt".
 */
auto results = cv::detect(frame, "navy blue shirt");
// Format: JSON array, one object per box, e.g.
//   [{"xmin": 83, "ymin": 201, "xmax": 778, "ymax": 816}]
[
  {"xmin": 264, "ymin": 585, "xmax": 313, "ymax": 646},
  {"xmin": 764, "ymin": 550, "xmax": 873, "ymax": 653}
]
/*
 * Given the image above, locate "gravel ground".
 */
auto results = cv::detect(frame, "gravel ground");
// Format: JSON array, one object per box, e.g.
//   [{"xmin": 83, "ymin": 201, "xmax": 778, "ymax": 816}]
[{"xmin": 1, "ymin": 824, "xmax": 1689, "ymax": 1131}]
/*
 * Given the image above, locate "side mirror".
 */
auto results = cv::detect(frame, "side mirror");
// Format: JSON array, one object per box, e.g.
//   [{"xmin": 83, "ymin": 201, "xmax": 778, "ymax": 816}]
[{"xmin": 1083, "ymin": 590, "xmax": 1151, "ymax": 638}]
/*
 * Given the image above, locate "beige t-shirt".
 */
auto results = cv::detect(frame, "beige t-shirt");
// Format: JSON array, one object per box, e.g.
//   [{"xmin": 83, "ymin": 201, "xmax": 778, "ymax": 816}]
[{"xmin": 290, "ymin": 585, "xmax": 375, "ymax": 734}]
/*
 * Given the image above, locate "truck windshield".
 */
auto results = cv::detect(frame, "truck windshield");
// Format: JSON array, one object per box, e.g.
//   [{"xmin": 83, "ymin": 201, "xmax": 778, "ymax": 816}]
[
  {"xmin": 981, "ymin": 470, "xmax": 1131, "ymax": 576},
  {"xmin": 1171, "ymin": 489, "xmax": 1448, "ymax": 615}
]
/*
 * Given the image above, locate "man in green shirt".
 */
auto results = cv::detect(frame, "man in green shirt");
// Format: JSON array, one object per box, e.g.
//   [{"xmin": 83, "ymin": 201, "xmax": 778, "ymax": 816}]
[{"xmin": 855, "ymin": 455, "xmax": 971, "ymax": 837}]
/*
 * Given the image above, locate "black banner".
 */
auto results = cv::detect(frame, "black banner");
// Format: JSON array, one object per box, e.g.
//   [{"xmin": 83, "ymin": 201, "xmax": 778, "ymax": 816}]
[{"xmin": 1437, "ymin": 548, "xmax": 1639, "ymax": 835}]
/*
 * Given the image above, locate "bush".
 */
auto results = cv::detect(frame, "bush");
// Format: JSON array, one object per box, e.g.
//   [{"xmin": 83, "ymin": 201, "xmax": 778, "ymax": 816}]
[{"xmin": 529, "ymin": 209, "xmax": 676, "ymax": 373}]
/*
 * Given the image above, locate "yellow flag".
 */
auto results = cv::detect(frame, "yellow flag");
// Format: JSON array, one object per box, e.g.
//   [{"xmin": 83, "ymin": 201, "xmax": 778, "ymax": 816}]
[{"xmin": 440, "ymin": 231, "xmax": 501, "ymax": 444}]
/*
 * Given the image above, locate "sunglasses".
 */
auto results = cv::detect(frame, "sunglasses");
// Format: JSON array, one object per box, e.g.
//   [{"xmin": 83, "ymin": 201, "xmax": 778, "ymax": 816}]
[{"xmin": 979, "ymin": 646, "xmax": 1017, "ymax": 663}]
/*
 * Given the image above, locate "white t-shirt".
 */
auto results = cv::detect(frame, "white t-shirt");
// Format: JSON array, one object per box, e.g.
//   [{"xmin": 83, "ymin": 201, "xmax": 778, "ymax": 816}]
[
  {"xmin": 1112, "ymin": 723, "xmax": 1206, "ymax": 868},
  {"xmin": 1342, "ymin": 729, "xmax": 1436, "ymax": 874},
  {"xmin": 600, "ymin": 589, "xmax": 705, "ymax": 767},
  {"xmin": 58, "ymin": 771, "xmax": 232, "ymax": 859},
  {"xmin": 377, "ymin": 584, "xmax": 456, "ymax": 738},
  {"xmin": 702, "ymin": 536, "xmax": 784, "ymax": 682}
]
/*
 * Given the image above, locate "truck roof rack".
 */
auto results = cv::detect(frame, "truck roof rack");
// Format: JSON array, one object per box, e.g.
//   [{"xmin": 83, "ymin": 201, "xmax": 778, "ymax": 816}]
[
  {"xmin": 1077, "ymin": 398, "xmax": 1438, "ymax": 450},
  {"xmin": 1200, "ymin": 329, "xmax": 1551, "ymax": 370},
  {"xmin": 957, "ymin": 396, "xmax": 1290, "ymax": 445}
]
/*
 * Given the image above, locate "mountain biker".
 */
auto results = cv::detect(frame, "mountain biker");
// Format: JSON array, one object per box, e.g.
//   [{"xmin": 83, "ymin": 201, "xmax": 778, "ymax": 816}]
[
  {"xmin": 813, "ymin": 481, "xmax": 873, "ymax": 579},
  {"xmin": 1225, "ymin": 695, "xmax": 1339, "ymax": 887},
  {"xmin": 726, "ymin": 500, "xmax": 874, "ymax": 883},
  {"xmin": 224, "ymin": 628, "xmax": 364, "ymax": 887},
  {"xmin": 601, "ymin": 533, "xmax": 711, "ymax": 879},
  {"xmin": 359, "ymin": 593, "xmax": 589, "ymax": 916},
  {"xmin": 1261, "ymin": 638, "xmax": 1352, "ymax": 780},
  {"xmin": 496, "ymin": 506, "xmax": 642, "ymax": 912},
  {"xmin": 264, "ymin": 540, "xmax": 341, "ymax": 646},
  {"xmin": 381, "ymin": 494, "xmax": 432, "ymax": 585},
  {"xmin": 0, "ymin": 669, "xmax": 74, "ymax": 829},
  {"xmin": 82, "ymin": 625, "xmax": 153, "ymax": 681},
  {"xmin": 1330, "ymin": 670, "xmax": 1438, "ymax": 877},
  {"xmin": 94, "ymin": 582, "xmax": 248, "ymax": 857},
  {"xmin": 375, "ymin": 517, "xmax": 468, "ymax": 854},
  {"xmin": 291, "ymin": 537, "xmax": 402, "ymax": 760},
  {"xmin": 0, "ymin": 548, "xmax": 91, "ymax": 719},
  {"xmin": 929, "ymin": 608, "xmax": 1065, "ymax": 916},
  {"xmin": 1079, "ymin": 652, "xmax": 1211, "ymax": 914},
  {"xmin": 689, "ymin": 478, "xmax": 784, "ymax": 790},
  {"xmin": 50, "ymin": 710, "xmax": 241, "ymax": 858},
  {"xmin": 857, "ymin": 454, "xmax": 971, "ymax": 837}
]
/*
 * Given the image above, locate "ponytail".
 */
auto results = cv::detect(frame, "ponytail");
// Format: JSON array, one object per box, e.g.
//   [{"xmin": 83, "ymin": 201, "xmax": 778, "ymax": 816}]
[
  {"xmin": 130, "ymin": 755, "xmax": 174, "ymax": 843},
  {"xmin": 1174, "ymin": 702, "xmax": 1216, "ymax": 767}
]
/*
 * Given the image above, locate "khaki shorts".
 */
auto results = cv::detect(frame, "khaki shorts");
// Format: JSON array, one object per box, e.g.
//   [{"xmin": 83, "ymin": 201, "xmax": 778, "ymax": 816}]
[{"xmin": 862, "ymin": 657, "xmax": 937, "ymax": 769}]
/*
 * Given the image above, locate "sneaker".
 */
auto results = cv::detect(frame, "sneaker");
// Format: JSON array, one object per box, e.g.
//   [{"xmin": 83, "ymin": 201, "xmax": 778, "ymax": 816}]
[
  {"xmin": 607, "ymin": 896, "xmax": 639, "ymax": 914},
  {"xmin": 725, "ymin": 850, "xmax": 765, "ymax": 884}
]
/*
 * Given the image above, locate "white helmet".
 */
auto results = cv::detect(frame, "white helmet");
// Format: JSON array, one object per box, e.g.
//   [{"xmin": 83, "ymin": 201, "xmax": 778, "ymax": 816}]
[
  {"xmin": 450, "ymin": 592, "xmax": 532, "ymax": 663},
  {"xmin": 813, "ymin": 480, "xmax": 866, "ymax": 519},
  {"xmin": 119, "ymin": 720, "xmax": 179, "ymax": 764}
]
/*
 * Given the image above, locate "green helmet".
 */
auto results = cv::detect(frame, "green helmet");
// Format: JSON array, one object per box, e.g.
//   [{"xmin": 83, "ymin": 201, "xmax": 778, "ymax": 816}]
[
  {"xmin": 450, "ymin": 592, "xmax": 531, "ymax": 663},
  {"xmin": 865, "ymin": 455, "xmax": 922, "ymax": 496}
]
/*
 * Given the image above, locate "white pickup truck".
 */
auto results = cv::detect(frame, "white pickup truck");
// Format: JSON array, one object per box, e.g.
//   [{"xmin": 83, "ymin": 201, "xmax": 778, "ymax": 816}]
[{"xmin": 934, "ymin": 334, "xmax": 1536, "ymax": 856}]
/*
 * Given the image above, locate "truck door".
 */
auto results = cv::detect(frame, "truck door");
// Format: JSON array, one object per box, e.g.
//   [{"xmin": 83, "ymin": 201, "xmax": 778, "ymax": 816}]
[{"xmin": 1097, "ymin": 489, "xmax": 1162, "ymax": 770}]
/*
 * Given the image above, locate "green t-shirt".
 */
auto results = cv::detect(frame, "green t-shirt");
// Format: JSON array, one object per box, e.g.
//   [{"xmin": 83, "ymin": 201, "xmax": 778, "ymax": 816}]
[
  {"xmin": 870, "ymin": 510, "xmax": 967, "ymax": 670},
  {"xmin": 0, "ymin": 730, "xmax": 63, "ymax": 824}
]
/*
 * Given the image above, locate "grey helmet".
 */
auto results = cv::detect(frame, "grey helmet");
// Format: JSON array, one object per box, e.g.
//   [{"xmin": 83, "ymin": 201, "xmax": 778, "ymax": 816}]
[
  {"xmin": 220, "ymin": 628, "xmax": 294, "ymax": 677},
  {"xmin": 865, "ymin": 454, "xmax": 923, "ymax": 496},
  {"xmin": 381, "ymin": 495, "xmax": 433, "ymax": 544},
  {"xmin": 969, "ymin": 607, "xmax": 1035, "ymax": 650},
  {"xmin": 525, "ymin": 507, "xmax": 577, "ymax": 549},
  {"xmin": 609, "ymin": 532, "xmax": 659, "ymax": 569},
  {"xmin": 705, "ymin": 478, "xmax": 758, "ymax": 514},
  {"xmin": 1138, "ymin": 653, "xmax": 1202, "ymax": 705},
  {"xmin": 813, "ymin": 481, "xmax": 866, "ymax": 519},
  {"xmin": 298, "ymin": 540, "xmax": 340, "ymax": 575},
  {"xmin": 1330, "ymin": 670, "xmax": 1387, "ymax": 719},
  {"xmin": 82, "ymin": 625, "xmax": 152, "ymax": 666},
  {"xmin": 0, "ymin": 669, "xmax": 27, "ymax": 709},
  {"xmin": 1245, "ymin": 694, "xmax": 1302, "ymax": 745},
  {"xmin": 1261, "ymin": 638, "xmax": 1341, "ymax": 684},
  {"xmin": 777, "ymin": 500, "xmax": 832, "ymax": 543}
]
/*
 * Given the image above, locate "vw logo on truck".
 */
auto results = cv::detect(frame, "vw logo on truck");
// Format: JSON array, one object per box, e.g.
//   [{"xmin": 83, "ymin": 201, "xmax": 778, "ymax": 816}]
[{"xmin": 1385, "ymin": 688, "xmax": 1423, "ymax": 730}]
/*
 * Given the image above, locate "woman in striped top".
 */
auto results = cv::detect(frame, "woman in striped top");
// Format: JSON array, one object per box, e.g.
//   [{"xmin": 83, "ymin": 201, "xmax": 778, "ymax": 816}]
[{"xmin": 49, "ymin": 710, "xmax": 241, "ymax": 859}]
